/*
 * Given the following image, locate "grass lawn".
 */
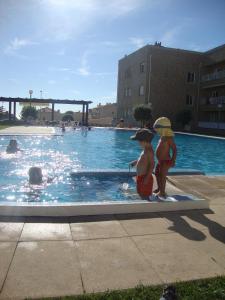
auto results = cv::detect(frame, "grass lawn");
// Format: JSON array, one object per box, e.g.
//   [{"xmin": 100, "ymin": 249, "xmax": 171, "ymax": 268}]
[
  {"xmin": 34, "ymin": 276, "xmax": 225, "ymax": 300},
  {"xmin": 0, "ymin": 125, "xmax": 10, "ymax": 130}
]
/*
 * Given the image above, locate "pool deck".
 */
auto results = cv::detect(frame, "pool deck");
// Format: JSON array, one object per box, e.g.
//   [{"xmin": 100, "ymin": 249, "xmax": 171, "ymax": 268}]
[
  {"xmin": 0, "ymin": 175, "xmax": 224, "ymax": 299},
  {"xmin": 0, "ymin": 126, "xmax": 56, "ymax": 136}
]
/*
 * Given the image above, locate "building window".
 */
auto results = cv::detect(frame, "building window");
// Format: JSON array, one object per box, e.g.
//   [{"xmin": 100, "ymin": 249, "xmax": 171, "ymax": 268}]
[
  {"xmin": 187, "ymin": 72, "xmax": 195, "ymax": 82},
  {"xmin": 212, "ymin": 91, "xmax": 218, "ymax": 97},
  {"xmin": 139, "ymin": 85, "xmax": 145, "ymax": 96},
  {"xmin": 140, "ymin": 62, "xmax": 145, "ymax": 73},
  {"xmin": 125, "ymin": 88, "xmax": 131, "ymax": 97},
  {"xmin": 125, "ymin": 68, "xmax": 131, "ymax": 78},
  {"xmin": 186, "ymin": 95, "xmax": 194, "ymax": 106}
]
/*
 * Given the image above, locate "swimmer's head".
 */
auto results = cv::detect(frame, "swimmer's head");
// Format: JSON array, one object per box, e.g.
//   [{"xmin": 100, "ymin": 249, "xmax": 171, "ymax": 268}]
[
  {"xmin": 9, "ymin": 139, "xmax": 18, "ymax": 148},
  {"xmin": 153, "ymin": 117, "xmax": 174, "ymax": 137},
  {"xmin": 28, "ymin": 167, "xmax": 43, "ymax": 185}
]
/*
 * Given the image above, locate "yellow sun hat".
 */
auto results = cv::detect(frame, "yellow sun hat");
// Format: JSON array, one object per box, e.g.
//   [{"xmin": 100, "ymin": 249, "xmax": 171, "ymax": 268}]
[{"xmin": 153, "ymin": 117, "xmax": 174, "ymax": 137}]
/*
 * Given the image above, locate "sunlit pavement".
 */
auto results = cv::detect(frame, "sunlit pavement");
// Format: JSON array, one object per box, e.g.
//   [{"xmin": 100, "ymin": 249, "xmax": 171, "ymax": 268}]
[
  {"xmin": 0, "ymin": 126, "xmax": 55, "ymax": 135},
  {"xmin": 0, "ymin": 176, "xmax": 225, "ymax": 299}
]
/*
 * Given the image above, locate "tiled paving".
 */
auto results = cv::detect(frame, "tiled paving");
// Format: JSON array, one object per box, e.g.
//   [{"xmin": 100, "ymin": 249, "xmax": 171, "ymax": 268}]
[
  {"xmin": 0, "ymin": 175, "xmax": 224, "ymax": 299},
  {"xmin": 0, "ymin": 126, "xmax": 55, "ymax": 135}
]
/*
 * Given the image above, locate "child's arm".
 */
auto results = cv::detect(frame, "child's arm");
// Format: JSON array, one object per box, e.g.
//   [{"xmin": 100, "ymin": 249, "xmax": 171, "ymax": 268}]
[{"xmin": 129, "ymin": 160, "xmax": 138, "ymax": 167}]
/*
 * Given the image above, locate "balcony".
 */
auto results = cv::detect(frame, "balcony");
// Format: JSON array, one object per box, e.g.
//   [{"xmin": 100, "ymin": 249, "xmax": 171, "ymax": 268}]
[
  {"xmin": 201, "ymin": 96, "xmax": 225, "ymax": 105},
  {"xmin": 200, "ymin": 96, "xmax": 225, "ymax": 111},
  {"xmin": 201, "ymin": 70, "xmax": 225, "ymax": 82},
  {"xmin": 201, "ymin": 70, "xmax": 225, "ymax": 89}
]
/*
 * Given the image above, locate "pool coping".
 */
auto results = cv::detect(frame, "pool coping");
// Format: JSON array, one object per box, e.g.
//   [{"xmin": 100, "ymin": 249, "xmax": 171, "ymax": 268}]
[{"xmin": 0, "ymin": 198, "xmax": 209, "ymax": 217}]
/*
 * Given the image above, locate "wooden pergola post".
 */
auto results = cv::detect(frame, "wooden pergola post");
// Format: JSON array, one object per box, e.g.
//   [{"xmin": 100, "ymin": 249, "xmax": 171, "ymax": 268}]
[
  {"xmin": 85, "ymin": 103, "xmax": 89, "ymax": 126},
  {"xmin": 82, "ymin": 104, "xmax": 85, "ymax": 125},
  {"xmin": 13, "ymin": 101, "xmax": 16, "ymax": 120},
  {"xmin": 51, "ymin": 103, "xmax": 55, "ymax": 121},
  {"xmin": 8, "ymin": 101, "xmax": 12, "ymax": 121}
]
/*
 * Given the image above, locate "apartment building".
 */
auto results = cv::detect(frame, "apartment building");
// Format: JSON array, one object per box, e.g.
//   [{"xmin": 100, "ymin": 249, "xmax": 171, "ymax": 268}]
[
  {"xmin": 117, "ymin": 43, "xmax": 225, "ymax": 133},
  {"xmin": 199, "ymin": 45, "xmax": 225, "ymax": 131},
  {"xmin": 89, "ymin": 103, "xmax": 117, "ymax": 126}
]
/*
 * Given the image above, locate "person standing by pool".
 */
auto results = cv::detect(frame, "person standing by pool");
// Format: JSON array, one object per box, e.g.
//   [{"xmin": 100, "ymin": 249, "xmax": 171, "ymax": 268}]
[
  {"xmin": 130, "ymin": 129, "xmax": 155, "ymax": 199},
  {"xmin": 153, "ymin": 117, "xmax": 177, "ymax": 199}
]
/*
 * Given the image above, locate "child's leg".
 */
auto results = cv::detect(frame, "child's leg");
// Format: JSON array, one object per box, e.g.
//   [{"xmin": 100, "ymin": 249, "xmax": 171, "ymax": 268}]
[
  {"xmin": 154, "ymin": 164, "xmax": 160, "ymax": 193},
  {"xmin": 157, "ymin": 163, "xmax": 170, "ymax": 197}
]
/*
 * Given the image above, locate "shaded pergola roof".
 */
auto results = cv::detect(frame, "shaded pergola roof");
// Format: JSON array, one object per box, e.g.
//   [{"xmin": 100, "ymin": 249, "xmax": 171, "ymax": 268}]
[{"xmin": 0, "ymin": 97, "xmax": 92, "ymax": 105}]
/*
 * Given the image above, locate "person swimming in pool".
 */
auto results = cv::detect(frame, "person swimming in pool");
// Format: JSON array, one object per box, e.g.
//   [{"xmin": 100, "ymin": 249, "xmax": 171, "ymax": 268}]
[
  {"xmin": 28, "ymin": 167, "xmax": 54, "ymax": 185},
  {"xmin": 153, "ymin": 117, "xmax": 177, "ymax": 199},
  {"xmin": 129, "ymin": 129, "xmax": 155, "ymax": 199},
  {"xmin": 6, "ymin": 139, "xmax": 21, "ymax": 154}
]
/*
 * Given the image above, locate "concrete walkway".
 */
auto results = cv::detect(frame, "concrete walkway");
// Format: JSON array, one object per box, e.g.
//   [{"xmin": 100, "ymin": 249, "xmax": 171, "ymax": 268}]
[
  {"xmin": 0, "ymin": 126, "xmax": 55, "ymax": 135},
  {"xmin": 0, "ymin": 175, "xmax": 225, "ymax": 299}
]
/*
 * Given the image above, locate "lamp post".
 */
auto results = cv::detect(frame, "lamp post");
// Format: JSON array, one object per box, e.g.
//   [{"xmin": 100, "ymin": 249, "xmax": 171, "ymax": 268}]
[{"xmin": 29, "ymin": 90, "xmax": 33, "ymax": 107}]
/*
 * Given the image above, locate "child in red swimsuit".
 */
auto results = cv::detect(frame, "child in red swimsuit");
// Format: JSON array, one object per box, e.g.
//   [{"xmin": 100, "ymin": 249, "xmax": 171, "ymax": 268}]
[
  {"xmin": 153, "ymin": 117, "xmax": 177, "ymax": 199},
  {"xmin": 130, "ymin": 129, "xmax": 155, "ymax": 199}
]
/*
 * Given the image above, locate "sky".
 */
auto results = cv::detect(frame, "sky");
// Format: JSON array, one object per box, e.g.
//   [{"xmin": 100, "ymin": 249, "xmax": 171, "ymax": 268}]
[{"xmin": 0, "ymin": 0, "xmax": 225, "ymax": 115}]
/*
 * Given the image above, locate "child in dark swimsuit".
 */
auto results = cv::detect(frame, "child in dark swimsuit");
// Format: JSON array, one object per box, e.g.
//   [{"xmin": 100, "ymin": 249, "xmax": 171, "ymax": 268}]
[
  {"xmin": 130, "ymin": 129, "xmax": 155, "ymax": 199},
  {"xmin": 153, "ymin": 117, "xmax": 177, "ymax": 199}
]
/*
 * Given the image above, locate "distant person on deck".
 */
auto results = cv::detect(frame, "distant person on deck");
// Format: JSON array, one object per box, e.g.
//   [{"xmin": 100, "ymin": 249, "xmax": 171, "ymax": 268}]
[
  {"xmin": 6, "ymin": 139, "xmax": 20, "ymax": 154},
  {"xmin": 153, "ymin": 117, "xmax": 177, "ymax": 199},
  {"xmin": 129, "ymin": 129, "xmax": 155, "ymax": 199},
  {"xmin": 117, "ymin": 119, "xmax": 124, "ymax": 128}
]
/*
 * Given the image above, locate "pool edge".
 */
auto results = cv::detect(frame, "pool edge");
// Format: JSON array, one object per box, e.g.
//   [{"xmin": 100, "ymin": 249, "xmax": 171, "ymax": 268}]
[{"xmin": 0, "ymin": 198, "xmax": 209, "ymax": 217}]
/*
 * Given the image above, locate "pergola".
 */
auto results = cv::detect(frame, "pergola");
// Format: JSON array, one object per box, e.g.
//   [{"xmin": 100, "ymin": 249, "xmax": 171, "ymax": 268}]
[{"xmin": 0, "ymin": 97, "xmax": 92, "ymax": 125}]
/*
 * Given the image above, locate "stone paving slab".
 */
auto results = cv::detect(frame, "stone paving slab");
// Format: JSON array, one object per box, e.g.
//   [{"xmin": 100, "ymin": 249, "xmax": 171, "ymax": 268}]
[
  {"xmin": 20, "ymin": 223, "xmax": 72, "ymax": 241},
  {"xmin": 0, "ymin": 241, "xmax": 83, "ymax": 299},
  {"xmin": 70, "ymin": 220, "xmax": 127, "ymax": 240},
  {"xmin": 0, "ymin": 242, "xmax": 16, "ymax": 291},
  {"xmin": 133, "ymin": 233, "xmax": 225, "ymax": 283},
  {"xmin": 0, "ymin": 223, "xmax": 23, "ymax": 241},
  {"xmin": 0, "ymin": 126, "xmax": 55, "ymax": 135},
  {"xmin": 190, "ymin": 231, "xmax": 225, "ymax": 270},
  {"xmin": 116, "ymin": 213, "xmax": 173, "ymax": 236},
  {"xmin": 75, "ymin": 237, "xmax": 162, "ymax": 293}
]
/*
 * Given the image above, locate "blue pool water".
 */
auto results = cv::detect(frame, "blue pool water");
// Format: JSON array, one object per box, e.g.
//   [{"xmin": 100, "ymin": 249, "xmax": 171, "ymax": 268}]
[{"xmin": 0, "ymin": 128, "xmax": 224, "ymax": 203}]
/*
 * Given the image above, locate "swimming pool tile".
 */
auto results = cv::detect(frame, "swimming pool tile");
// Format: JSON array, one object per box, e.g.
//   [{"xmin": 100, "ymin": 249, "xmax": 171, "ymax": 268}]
[
  {"xmin": 75, "ymin": 237, "xmax": 161, "ymax": 293},
  {"xmin": 0, "ymin": 242, "xmax": 16, "ymax": 291},
  {"xmin": 70, "ymin": 220, "xmax": 128, "ymax": 240},
  {"xmin": 20, "ymin": 223, "xmax": 72, "ymax": 241},
  {"xmin": 0, "ymin": 241, "xmax": 83, "ymax": 299},
  {"xmin": 0, "ymin": 223, "xmax": 24, "ymax": 241}
]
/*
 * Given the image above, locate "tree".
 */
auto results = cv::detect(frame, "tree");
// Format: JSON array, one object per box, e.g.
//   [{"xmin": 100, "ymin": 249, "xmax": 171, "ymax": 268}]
[
  {"xmin": 176, "ymin": 109, "xmax": 193, "ymax": 127},
  {"xmin": 21, "ymin": 106, "xmax": 38, "ymax": 120},
  {"xmin": 133, "ymin": 105, "xmax": 152, "ymax": 127},
  {"xmin": 62, "ymin": 114, "xmax": 74, "ymax": 121},
  {"xmin": 64, "ymin": 111, "xmax": 74, "ymax": 115}
]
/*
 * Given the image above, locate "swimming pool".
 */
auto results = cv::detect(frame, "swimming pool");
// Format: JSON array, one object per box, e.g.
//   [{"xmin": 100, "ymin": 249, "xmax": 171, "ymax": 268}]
[{"xmin": 0, "ymin": 127, "xmax": 224, "ymax": 204}]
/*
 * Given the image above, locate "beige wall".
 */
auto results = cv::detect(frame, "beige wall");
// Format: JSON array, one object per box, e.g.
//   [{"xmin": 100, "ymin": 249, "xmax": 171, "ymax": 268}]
[
  {"xmin": 117, "ymin": 44, "xmax": 204, "ymax": 127},
  {"xmin": 89, "ymin": 103, "xmax": 117, "ymax": 125}
]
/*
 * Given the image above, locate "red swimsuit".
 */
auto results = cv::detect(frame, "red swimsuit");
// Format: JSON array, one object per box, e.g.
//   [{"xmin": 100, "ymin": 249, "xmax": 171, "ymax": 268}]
[{"xmin": 136, "ymin": 149, "xmax": 154, "ymax": 198}]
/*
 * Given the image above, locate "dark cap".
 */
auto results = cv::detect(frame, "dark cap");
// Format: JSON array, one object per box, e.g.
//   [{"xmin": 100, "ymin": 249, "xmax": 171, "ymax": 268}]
[{"xmin": 130, "ymin": 129, "xmax": 154, "ymax": 142}]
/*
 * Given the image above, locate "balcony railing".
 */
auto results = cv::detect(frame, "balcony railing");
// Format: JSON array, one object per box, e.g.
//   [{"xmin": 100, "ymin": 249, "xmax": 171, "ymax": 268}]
[
  {"xmin": 201, "ymin": 96, "xmax": 225, "ymax": 105},
  {"xmin": 201, "ymin": 69, "xmax": 225, "ymax": 82}
]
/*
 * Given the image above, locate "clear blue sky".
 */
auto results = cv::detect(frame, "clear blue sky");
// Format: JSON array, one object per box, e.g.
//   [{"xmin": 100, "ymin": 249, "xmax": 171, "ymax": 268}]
[{"xmin": 0, "ymin": 0, "xmax": 225, "ymax": 115}]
